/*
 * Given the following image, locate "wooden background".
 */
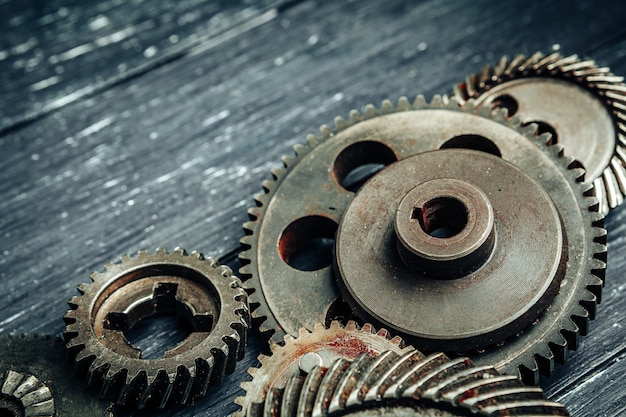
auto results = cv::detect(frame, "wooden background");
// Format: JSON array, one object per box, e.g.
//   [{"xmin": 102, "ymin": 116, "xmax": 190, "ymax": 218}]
[{"xmin": 1, "ymin": 0, "xmax": 625, "ymax": 415}]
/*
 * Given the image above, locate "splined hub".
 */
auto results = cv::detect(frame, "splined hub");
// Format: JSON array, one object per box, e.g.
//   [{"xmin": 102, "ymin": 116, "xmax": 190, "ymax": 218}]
[
  {"xmin": 335, "ymin": 150, "xmax": 567, "ymax": 352},
  {"xmin": 64, "ymin": 248, "xmax": 249, "ymax": 409}
]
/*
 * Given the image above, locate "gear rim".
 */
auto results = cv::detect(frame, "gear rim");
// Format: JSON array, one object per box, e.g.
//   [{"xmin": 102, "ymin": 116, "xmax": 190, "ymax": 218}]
[
  {"xmin": 63, "ymin": 247, "xmax": 249, "ymax": 409},
  {"xmin": 238, "ymin": 96, "xmax": 607, "ymax": 384},
  {"xmin": 453, "ymin": 51, "xmax": 626, "ymax": 214}
]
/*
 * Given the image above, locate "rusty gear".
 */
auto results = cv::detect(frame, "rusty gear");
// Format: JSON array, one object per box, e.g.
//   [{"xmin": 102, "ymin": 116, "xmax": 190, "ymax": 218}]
[
  {"xmin": 238, "ymin": 96, "xmax": 606, "ymax": 384},
  {"xmin": 261, "ymin": 351, "xmax": 569, "ymax": 416},
  {"xmin": 453, "ymin": 51, "xmax": 626, "ymax": 214},
  {"xmin": 0, "ymin": 334, "xmax": 113, "ymax": 416},
  {"xmin": 63, "ymin": 247, "xmax": 249, "ymax": 409},
  {"xmin": 234, "ymin": 321, "xmax": 413, "ymax": 416}
]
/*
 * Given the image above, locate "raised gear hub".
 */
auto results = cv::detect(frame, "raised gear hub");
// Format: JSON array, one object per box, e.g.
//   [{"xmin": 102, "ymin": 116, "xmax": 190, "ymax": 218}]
[
  {"xmin": 234, "ymin": 321, "xmax": 413, "ymax": 417},
  {"xmin": 63, "ymin": 247, "xmax": 250, "ymax": 409},
  {"xmin": 239, "ymin": 96, "xmax": 606, "ymax": 384},
  {"xmin": 453, "ymin": 51, "xmax": 626, "ymax": 214},
  {"xmin": 262, "ymin": 350, "xmax": 570, "ymax": 416},
  {"xmin": 336, "ymin": 149, "xmax": 567, "ymax": 352}
]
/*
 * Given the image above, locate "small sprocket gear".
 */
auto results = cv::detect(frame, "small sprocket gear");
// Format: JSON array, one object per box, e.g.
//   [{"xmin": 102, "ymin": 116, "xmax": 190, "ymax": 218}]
[
  {"xmin": 234, "ymin": 321, "xmax": 413, "ymax": 417},
  {"xmin": 263, "ymin": 351, "xmax": 570, "ymax": 416},
  {"xmin": 0, "ymin": 334, "xmax": 113, "ymax": 416},
  {"xmin": 239, "ymin": 96, "xmax": 606, "ymax": 384},
  {"xmin": 63, "ymin": 247, "xmax": 249, "ymax": 409},
  {"xmin": 453, "ymin": 51, "xmax": 626, "ymax": 214}
]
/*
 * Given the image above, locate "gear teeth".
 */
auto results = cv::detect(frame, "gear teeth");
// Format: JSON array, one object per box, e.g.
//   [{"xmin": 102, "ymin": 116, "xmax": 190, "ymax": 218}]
[
  {"xmin": 234, "ymin": 321, "xmax": 411, "ymax": 417},
  {"xmin": 396, "ymin": 96, "xmax": 411, "ymax": 111},
  {"xmin": 63, "ymin": 249, "xmax": 248, "ymax": 409},
  {"xmin": 258, "ymin": 351, "xmax": 569, "ymax": 416}
]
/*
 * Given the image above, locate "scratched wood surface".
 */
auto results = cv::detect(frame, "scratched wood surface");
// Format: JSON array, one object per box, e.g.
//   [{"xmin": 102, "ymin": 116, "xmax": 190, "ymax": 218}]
[{"xmin": 1, "ymin": 0, "xmax": 625, "ymax": 416}]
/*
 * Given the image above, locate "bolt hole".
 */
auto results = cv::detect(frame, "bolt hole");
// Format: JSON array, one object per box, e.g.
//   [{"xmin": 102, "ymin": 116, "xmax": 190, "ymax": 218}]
[
  {"xmin": 523, "ymin": 120, "xmax": 558, "ymax": 145},
  {"xmin": 333, "ymin": 141, "xmax": 397, "ymax": 192},
  {"xmin": 124, "ymin": 315, "xmax": 193, "ymax": 359},
  {"xmin": 412, "ymin": 197, "xmax": 468, "ymax": 238},
  {"xmin": 440, "ymin": 134, "xmax": 502, "ymax": 157},
  {"xmin": 491, "ymin": 94, "xmax": 518, "ymax": 117},
  {"xmin": 279, "ymin": 216, "xmax": 338, "ymax": 271}
]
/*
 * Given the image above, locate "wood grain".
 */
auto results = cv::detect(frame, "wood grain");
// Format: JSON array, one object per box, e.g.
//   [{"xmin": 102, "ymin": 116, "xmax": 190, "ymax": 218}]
[{"xmin": 1, "ymin": 0, "xmax": 625, "ymax": 415}]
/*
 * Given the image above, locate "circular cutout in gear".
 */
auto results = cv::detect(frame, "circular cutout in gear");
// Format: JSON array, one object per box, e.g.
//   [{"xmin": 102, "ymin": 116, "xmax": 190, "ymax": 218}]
[
  {"xmin": 453, "ymin": 51, "xmax": 626, "ymax": 214},
  {"xmin": 261, "ymin": 350, "xmax": 570, "ymax": 416},
  {"xmin": 336, "ymin": 149, "xmax": 566, "ymax": 352},
  {"xmin": 64, "ymin": 247, "xmax": 250, "ymax": 409},
  {"xmin": 234, "ymin": 321, "xmax": 413, "ymax": 417},
  {"xmin": 239, "ymin": 96, "xmax": 606, "ymax": 384}
]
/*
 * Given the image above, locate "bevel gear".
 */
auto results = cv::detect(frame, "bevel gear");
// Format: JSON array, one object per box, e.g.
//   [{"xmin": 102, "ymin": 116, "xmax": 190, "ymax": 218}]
[
  {"xmin": 238, "ymin": 96, "xmax": 606, "ymax": 384},
  {"xmin": 453, "ymin": 51, "xmax": 626, "ymax": 214},
  {"xmin": 262, "ymin": 351, "xmax": 569, "ymax": 416},
  {"xmin": 63, "ymin": 247, "xmax": 249, "ymax": 409},
  {"xmin": 0, "ymin": 334, "xmax": 113, "ymax": 416},
  {"xmin": 234, "ymin": 321, "xmax": 413, "ymax": 417}
]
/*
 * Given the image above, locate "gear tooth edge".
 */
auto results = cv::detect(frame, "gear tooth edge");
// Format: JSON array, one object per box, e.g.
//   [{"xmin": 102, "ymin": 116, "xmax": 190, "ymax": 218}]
[
  {"xmin": 452, "ymin": 83, "xmax": 467, "ymax": 104},
  {"xmin": 328, "ymin": 320, "xmax": 341, "ymax": 330},
  {"xmin": 548, "ymin": 333, "xmax": 569, "ymax": 365},
  {"xmin": 313, "ymin": 322, "xmax": 326, "ymax": 332},
  {"xmin": 517, "ymin": 356, "xmax": 540, "ymax": 386},
  {"xmin": 293, "ymin": 143, "xmax": 308, "ymax": 156},
  {"xmin": 154, "ymin": 247, "xmax": 168, "ymax": 255},
  {"xmin": 307, "ymin": 133, "xmax": 320, "ymax": 147},
  {"xmin": 430, "ymin": 94, "xmax": 445, "ymax": 107},
  {"xmin": 191, "ymin": 250, "xmax": 204, "ymax": 260},
  {"xmin": 345, "ymin": 320, "xmax": 359, "ymax": 331},
  {"xmin": 381, "ymin": 99, "xmax": 395, "ymax": 113},
  {"xmin": 412, "ymin": 95, "xmax": 428, "ymax": 108},
  {"xmin": 364, "ymin": 104, "xmax": 378, "ymax": 118},
  {"xmin": 397, "ymin": 96, "xmax": 411, "ymax": 111},
  {"xmin": 334, "ymin": 116, "xmax": 348, "ymax": 129},
  {"xmin": 320, "ymin": 124, "xmax": 333, "ymax": 136},
  {"xmin": 173, "ymin": 247, "xmax": 186, "ymax": 256}
]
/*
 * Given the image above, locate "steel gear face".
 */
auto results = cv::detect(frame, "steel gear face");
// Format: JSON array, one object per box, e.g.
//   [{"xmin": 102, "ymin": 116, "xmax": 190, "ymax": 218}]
[
  {"xmin": 239, "ymin": 96, "xmax": 606, "ymax": 384},
  {"xmin": 261, "ymin": 351, "xmax": 569, "ymax": 416},
  {"xmin": 234, "ymin": 321, "xmax": 413, "ymax": 417},
  {"xmin": 0, "ymin": 334, "xmax": 113, "ymax": 416},
  {"xmin": 63, "ymin": 247, "xmax": 250, "ymax": 409},
  {"xmin": 453, "ymin": 51, "xmax": 626, "ymax": 214}
]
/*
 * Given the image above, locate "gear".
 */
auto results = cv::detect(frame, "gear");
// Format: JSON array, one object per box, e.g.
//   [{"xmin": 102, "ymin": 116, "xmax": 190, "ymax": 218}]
[
  {"xmin": 234, "ymin": 321, "xmax": 414, "ymax": 416},
  {"xmin": 453, "ymin": 51, "xmax": 626, "ymax": 214},
  {"xmin": 0, "ymin": 334, "xmax": 113, "ymax": 416},
  {"xmin": 63, "ymin": 247, "xmax": 249, "ymax": 409},
  {"xmin": 262, "ymin": 351, "xmax": 569, "ymax": 416},
  {"xmin": 239, "ymin": 96, "xmax": 606, "ymax": 384}
]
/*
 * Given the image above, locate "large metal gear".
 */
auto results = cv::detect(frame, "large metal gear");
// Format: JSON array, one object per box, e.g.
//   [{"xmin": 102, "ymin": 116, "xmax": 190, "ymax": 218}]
[
  {"xmin": 234, "ymin": 321, "xmax": 414, "ymax": 417},
  {"xmin": 238, "ymin": 96, "xmax": 606, "ymax": 384},
  {"xmin": 0, "ymin": 334, "xmax": 113, "ymax": 416},
  {"xmin": 63, "ymin": 247, "xmax": 250, "ymax": 409},
  {"xmin": 453, "ymin": 51, "xmax": 626, "ymax": 214},
  {"xmin": 261, "ymin": 350, "xmax": 570, "ymax": 416}
]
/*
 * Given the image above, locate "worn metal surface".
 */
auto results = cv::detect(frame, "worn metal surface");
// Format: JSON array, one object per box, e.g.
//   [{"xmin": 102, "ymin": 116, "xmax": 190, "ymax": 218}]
[
  {"xmin": 336, "ymin": 150, "xmax": 566, "ymax": 352},
  {"xmin": 235, "ymin": 321, "xmax": 412, "ymax": 417},
  {"xmin": 2, "ymin": 1, "xmax": 626, "ymax": 416},
  {"xmin": 63, "ymin": 248, "xmax": 249, "ymax": 409},
  {"xmin": 262, "ymin": 351, "xmax": 569, "ymax": 416},
  {"xmin": 453, "ymin": 52, "xmax": 626, "ymax": 214},
  {"xmin": 0, "ymin": 334, "xmax": 113, "ymax": 416},
  {"xmin": 240, "ymin": 99, "xmax": 606, "ymax": 384}
]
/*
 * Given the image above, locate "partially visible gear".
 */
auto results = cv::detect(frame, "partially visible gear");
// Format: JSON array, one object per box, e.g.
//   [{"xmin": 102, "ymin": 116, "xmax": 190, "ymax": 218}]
[
  {"xmin": 0, "ymin": 370, "xmax": 54, "ymax": 417},
  {"xmin": 63, "ymin": 247, "xmax": 249, "ymax": 409},
  {"xmin": 453, "ymin": 51, "xmax": 626, "ymax": 214},
  {"xmin": 264, "ymin": 351, "xmax": 570, "ymax": 416},
  {"xmin": 239, "ymin": 96, "xmax": 606, "ymax": 384},
  {"xmin": 0, "ymin": 334, "xmax": 113, "ymax": 416},
  {"xmin": 234, "ymin": 321, "xmax": 414, "ymax": 417}
]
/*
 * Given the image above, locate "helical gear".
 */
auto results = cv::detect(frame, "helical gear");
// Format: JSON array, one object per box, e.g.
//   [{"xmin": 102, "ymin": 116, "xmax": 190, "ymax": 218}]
[
  {"xmin": 234, "ymin": 321, "xmax": 413, "ymax": 417},
  {"xmin": 453, "ymin": 51, "xmax": 626, "ymax": 214},
  {"xmin": 261, "ymin": 351, "xmax": 570, "ymax": 416},
  {"xmin": 63, "ymin": 247, "xmax": 249, "ymax": 409},
  {"xmin": 239, "ymin": 96, "xmax": 606, "ymax": 384}
]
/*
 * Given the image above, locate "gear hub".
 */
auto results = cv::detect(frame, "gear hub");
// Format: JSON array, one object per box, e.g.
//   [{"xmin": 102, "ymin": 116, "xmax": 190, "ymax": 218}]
[{"xmin": 64, "ymin": 247, "xmax": 249, "ymax": 409}]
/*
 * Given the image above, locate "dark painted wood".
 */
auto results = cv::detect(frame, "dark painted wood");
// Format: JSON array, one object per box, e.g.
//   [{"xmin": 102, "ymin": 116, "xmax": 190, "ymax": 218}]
[{"xmin": 1, "ymin": 0, "xmax": 626, "ymax": 415}]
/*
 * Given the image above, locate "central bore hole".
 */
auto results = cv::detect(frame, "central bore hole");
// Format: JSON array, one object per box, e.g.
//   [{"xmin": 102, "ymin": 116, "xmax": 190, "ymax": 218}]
[
  {"xmin": 412, "ymin": 197, "xmax": 468, "ymax": 238},
  {"xmin": 124, "ymin": 314, "xmax": 193, "ymax": 359}
]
